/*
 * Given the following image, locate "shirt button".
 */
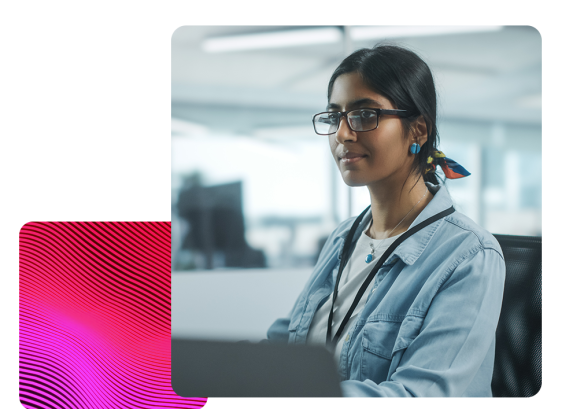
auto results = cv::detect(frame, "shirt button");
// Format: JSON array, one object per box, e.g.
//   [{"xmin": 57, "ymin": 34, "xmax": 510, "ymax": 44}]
[
  {"xmin": 372, "ymin": 288, "xmax": 376, "ymax": 293},
  {"xmin": 345, "ymin": 334, "xmax": 350, "ymax": 342}
]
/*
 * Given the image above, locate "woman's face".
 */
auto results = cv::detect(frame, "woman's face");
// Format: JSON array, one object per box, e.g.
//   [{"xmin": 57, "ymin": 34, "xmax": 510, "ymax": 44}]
[{"xmin": 328, "ymin": 72, "xmax": 415, "ymax": 187}]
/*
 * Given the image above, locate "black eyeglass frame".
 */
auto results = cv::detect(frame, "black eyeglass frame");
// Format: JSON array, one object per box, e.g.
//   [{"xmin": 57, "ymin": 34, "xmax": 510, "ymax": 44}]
[{"xmin": 312, "ymin": 108, "xmax": 411, "ymax": 135}]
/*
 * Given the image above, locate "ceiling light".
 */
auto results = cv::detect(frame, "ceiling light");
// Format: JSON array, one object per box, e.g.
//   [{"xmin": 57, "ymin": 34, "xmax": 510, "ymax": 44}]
[
  {"xmin": 171, "ymin": 117, "xmax": 209, "ymax": 137},
  {"xmin": 515, "ymin": 93, "xmax": 542, "ymax": 109},
  {"xmin": 202, "ymin": 27, "xmax": 342, "ymax": 53}
]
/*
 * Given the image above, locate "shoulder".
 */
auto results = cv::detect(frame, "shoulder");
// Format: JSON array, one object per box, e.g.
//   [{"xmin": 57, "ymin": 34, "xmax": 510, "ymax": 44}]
[{"xmin": 441, "ymin": 210, "xmax": 504, "ymax": 260}]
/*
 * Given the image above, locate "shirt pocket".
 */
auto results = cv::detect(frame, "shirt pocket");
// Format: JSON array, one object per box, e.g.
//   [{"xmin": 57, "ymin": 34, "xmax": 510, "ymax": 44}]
[{"xmin": 360, "ymin": 318, "xmax": 403, "ymax": 383}]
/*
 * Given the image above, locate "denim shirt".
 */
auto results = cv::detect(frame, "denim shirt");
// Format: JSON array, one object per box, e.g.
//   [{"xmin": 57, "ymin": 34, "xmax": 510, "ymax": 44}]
[{"xmin": 267, "ymin": 182, "xmax": 506, "ymax": 397}]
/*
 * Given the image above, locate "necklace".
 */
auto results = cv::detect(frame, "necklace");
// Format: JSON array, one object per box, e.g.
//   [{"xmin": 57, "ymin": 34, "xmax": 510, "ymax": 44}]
[{"xmin": 365, "ymin": 188, "xmax": 429, "ymax": 264}]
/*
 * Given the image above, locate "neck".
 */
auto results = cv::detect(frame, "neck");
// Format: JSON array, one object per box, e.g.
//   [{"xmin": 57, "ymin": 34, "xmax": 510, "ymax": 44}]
[{"xmin": 366, "ymin": 174, "xmax": 433, "ymax": 239}]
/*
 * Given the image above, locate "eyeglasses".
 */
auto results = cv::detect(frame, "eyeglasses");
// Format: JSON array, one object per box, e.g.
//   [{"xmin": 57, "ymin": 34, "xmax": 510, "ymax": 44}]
[{"xmin": 312, "ymin": 108, "xmax": 410, "ymax": 135}]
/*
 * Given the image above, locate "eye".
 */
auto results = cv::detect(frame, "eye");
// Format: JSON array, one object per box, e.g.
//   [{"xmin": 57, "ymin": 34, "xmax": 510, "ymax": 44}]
[
  {"xmin": 360, "ymin": 110, "xmax": 376, "ymax": 119},
  {"xmin": 326, "ymin": 113, "xmax": 339, "ymax": 123}
]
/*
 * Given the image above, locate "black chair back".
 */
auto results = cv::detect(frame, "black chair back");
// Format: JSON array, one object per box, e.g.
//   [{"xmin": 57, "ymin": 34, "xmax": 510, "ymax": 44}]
[{"xmin": 491, "ymin": 234, "xmax": 542, "ymax": 397}]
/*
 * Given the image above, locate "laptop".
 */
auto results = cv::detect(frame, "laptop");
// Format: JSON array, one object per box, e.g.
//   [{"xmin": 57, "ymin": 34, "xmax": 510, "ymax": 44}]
[{"xmin": 172, "ymin": 338, "xmax": 343, "ymax": 397}]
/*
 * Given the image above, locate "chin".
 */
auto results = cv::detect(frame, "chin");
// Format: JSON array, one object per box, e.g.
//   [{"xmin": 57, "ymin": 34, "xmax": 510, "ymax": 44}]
[{"xmin": 341, "ymin": 174, "xmax": 369, "ymax": 187}]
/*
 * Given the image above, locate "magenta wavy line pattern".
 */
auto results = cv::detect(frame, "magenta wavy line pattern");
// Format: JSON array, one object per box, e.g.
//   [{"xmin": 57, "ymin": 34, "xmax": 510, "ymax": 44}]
[{"xmin": 19, "ymin": 222, "xmax": 207, "ymax": 409}]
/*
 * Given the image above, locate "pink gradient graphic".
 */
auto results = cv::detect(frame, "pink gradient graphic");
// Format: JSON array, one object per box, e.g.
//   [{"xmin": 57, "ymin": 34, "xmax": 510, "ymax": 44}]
[{"xmin": 19, "ymin": 222, "xmax": 207, "ymax": 408}]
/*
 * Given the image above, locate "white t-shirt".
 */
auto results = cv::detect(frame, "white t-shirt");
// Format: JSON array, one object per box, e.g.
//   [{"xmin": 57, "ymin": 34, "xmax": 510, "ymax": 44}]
[{"xmin": 306, "ymin": 223, "xmax": 403, "ymax": 362}]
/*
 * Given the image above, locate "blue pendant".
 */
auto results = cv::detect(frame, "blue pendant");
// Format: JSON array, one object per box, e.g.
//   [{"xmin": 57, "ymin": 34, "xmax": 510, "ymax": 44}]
[{"xmin": 365, "ymin": 254, "xmax": 373, "ymax": 263}]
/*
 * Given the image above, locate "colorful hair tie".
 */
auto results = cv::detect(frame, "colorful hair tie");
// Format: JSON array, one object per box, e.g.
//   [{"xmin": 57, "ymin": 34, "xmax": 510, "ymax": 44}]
[{"xmin": 424, "ymin": 150, "xmax": 471, "ymax": 179}]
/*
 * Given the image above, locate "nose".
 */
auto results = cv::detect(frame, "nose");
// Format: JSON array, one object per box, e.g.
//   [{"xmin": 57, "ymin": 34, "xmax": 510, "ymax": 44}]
[{"xmin": 335, "ymin": 115, "xmax": 357, "ymax": 144}]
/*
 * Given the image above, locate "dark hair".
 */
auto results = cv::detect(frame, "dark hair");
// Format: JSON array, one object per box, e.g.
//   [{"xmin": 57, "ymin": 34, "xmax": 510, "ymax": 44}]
[{"xmin": 327, "ymin": 44, "xmax": 441, "ymax": 185}]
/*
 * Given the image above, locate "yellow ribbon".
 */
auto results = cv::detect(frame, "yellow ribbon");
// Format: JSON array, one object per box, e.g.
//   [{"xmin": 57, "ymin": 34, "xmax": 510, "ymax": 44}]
[{"xmin": 425, "ymin": 150, "xmax": 445, "ymax": 174}]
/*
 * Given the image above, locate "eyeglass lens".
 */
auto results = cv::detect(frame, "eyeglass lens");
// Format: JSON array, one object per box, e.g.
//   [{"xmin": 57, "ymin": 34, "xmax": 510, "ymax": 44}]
[{"xmin": 313, "ymin": 109, "xmax": 378, "ymax": 135}]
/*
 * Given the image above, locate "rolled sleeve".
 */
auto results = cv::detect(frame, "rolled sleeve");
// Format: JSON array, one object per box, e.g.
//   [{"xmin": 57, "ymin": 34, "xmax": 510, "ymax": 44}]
[
  {"xmin": 341, "ymin": 247, "xmax": 506, "ymax": 397},
  {"xmin": 266, "ymin": 317, "xmax": 291, "ymax": 343}
]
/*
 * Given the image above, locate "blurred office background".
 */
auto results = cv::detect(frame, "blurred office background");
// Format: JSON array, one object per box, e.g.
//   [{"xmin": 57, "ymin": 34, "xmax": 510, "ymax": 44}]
[{"xmin": 171, "ymin": 26, "xmax": 541, "ymax": 341}]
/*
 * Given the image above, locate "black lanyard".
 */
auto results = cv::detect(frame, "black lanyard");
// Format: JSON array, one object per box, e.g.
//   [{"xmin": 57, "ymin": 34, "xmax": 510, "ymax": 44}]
[{"xmin": 326, "ymin": 205, "xmax": 455, "ymax": 346}]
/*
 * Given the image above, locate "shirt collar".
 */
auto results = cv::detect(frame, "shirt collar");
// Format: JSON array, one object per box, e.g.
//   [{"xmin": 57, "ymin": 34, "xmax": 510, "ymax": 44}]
[{"xmin": 339, "ymin": 182, "xmax": 454, "ymax": 266}]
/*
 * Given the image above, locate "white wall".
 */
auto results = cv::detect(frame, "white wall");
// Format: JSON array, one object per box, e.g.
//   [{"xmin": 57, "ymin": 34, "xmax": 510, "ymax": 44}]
[{"xmin": 172, "ymin": 268, "xmax": 313, "ymax": 341}]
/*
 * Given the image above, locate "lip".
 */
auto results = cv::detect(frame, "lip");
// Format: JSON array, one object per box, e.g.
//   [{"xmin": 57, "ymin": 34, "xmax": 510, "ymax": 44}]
[{"xmin": 340, "ymin": 156, "xmax": 365, "ymax": 165}]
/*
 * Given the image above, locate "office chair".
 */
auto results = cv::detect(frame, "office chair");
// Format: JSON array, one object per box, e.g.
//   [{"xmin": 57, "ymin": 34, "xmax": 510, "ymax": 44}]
[{"xmin": 491, "ymin": 234, "xmax": 542, "ymax": 397}]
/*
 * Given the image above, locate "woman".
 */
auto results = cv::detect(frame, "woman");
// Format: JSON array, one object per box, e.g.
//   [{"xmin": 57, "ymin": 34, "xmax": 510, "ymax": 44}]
[{"xmin": 267, "ymin": 45, "xmax": 505, "ymax": 397}]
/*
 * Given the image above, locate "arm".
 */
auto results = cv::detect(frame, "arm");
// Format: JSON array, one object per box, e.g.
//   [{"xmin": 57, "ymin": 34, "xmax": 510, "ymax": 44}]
[
  {"xmin": 342, "ymin": 247, "xmax": 505, "ymax": 397},
  {"xmin": 266, "ymin": 317, "xmax": 291, "ymax": 343},
  {"xmin": 265, "ymin": 221, "xmax": 351, "ymax": 344}
]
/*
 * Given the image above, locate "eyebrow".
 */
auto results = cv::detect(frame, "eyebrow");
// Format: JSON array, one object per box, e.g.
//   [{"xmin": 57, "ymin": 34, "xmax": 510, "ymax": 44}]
[{"xmin": 326, "ymin": 98, "xmax": 384, "ymax": 111}]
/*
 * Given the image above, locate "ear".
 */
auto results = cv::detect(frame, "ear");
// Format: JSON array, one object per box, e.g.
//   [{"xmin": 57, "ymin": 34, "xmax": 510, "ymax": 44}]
[{"xmin": 411, "ymin": 116, "xmax": 428, "ymax": 147}]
